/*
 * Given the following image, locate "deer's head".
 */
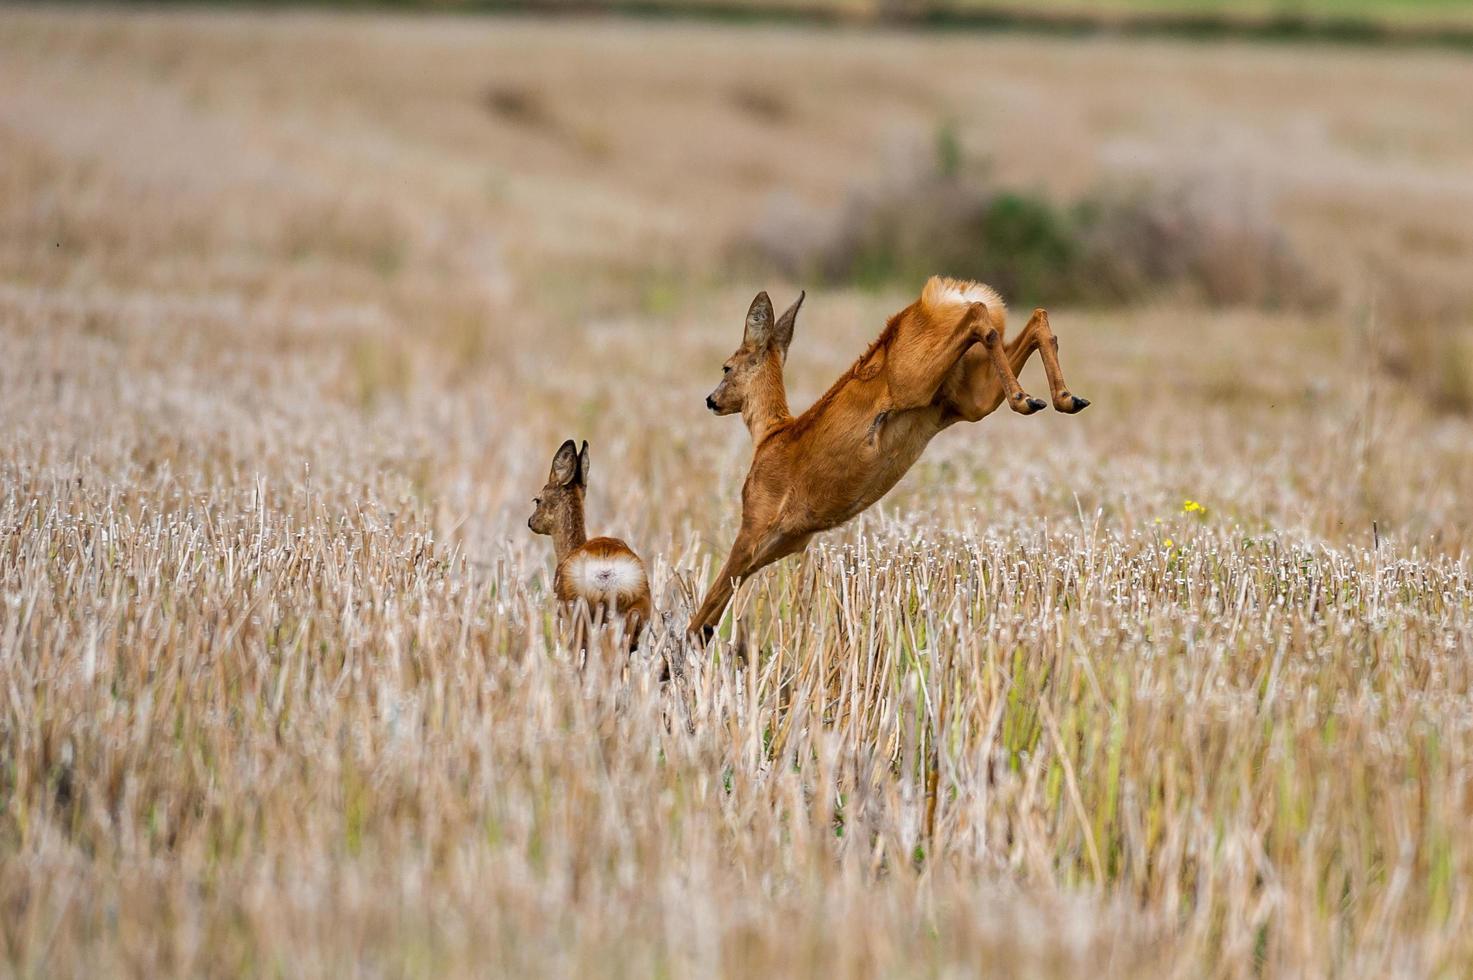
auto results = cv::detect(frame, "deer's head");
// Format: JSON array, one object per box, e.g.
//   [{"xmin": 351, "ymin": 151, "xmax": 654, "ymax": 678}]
[
  {"xmin": 705, "ymin": 290, "xmax": 804, "ymax": 417},
  {"xmin": 528, "ymin": 439, "xmax": 588, "ymax": 538}
]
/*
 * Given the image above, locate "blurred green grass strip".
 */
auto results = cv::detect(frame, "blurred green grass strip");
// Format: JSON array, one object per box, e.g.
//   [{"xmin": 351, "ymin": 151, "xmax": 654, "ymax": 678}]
[{"xmin": 230, "ymin": 0, "xmax": 1473, "ymax": 49}]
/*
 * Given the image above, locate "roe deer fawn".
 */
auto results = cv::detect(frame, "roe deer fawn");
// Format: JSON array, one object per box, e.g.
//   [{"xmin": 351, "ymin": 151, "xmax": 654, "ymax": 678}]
[
  {"xmin": 528, "ymin": 439, "xmax": 652, "ymax": 657},
  {"xmin": 689, "ymin": 276, "xmax": 1089, "ymax": 638}
]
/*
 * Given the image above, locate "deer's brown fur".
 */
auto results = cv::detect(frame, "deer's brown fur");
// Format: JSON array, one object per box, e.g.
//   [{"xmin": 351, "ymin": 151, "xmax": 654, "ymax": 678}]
[
  {"xmin": 691, "ymin": 276, "xmax": 1089, "ymax": 637},
  {"xmin": 529, "ymin": 440, "xmax": 652, "ymax": 657}
]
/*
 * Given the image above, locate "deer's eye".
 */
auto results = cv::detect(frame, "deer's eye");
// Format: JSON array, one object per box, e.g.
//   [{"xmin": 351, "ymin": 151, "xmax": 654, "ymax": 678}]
[{"xmin": 723, "ymin": 365, "xmax": 732, "ymax": 375}]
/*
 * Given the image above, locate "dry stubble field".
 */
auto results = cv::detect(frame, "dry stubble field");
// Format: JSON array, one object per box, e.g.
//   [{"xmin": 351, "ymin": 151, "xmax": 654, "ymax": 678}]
[{"xmin": 3, "ymin": 8, "xmax": 1473, "ymax": 977}]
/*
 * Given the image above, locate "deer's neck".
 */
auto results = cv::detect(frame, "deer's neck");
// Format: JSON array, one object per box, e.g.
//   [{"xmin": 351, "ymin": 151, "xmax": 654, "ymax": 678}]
[
  {"xmin": 743, "ymin": 358, "xmax": 792, "ymax": 445},
  {"xmin": 551, "ymin": 504, "xmax": 587, "ymax": 564}
]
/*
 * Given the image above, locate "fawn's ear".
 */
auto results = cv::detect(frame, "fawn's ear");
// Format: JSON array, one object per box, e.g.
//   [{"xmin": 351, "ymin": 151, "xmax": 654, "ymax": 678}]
[
  {"xmin": 576, "ymin": 441, "xmax": 590, "ymax": 486},
  {"xmin": 743, "ymin": 291, "xmax": 774, "ymax": 350},
  {"xmin": 549, "ymin": 439, "xmax": 579, "ymax": 486},
  {"xmin": 773, "ymin": 290, "xmax": 804, "ymax": 362}
]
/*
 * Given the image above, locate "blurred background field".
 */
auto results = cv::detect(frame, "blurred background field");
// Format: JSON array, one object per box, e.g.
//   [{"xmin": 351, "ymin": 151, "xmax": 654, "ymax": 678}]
[
  {"xmin": 3, "ymin": 5, "xmax": 1473, "ymax": 977},
  {"xmin": 212, "ymin": 0, "xmax": 1473, "ymax": 33}
]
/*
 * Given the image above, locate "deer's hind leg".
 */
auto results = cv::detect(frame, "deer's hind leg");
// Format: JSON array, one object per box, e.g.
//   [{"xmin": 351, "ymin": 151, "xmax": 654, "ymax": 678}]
[
  {"xmin": 885, "ymin": 302, "xmax": 1042, "ymax": 412},
  {"xmin": 1023, "ymin": 309, "xmax": 1090, "ymax": 414},
  {"xmin": 946, "ymin": 309, "xmax": 1089, "ymax": 422}
]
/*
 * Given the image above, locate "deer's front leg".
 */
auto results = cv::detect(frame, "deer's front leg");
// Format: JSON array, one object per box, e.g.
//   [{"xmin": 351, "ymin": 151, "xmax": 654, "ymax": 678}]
[
  {"xmin": 687, "ymin": 528, "xmax": 813, "ymax": 642},
  {"xmin": 688, "ymin": 532, "xmax": 758, "ymax": 640}
]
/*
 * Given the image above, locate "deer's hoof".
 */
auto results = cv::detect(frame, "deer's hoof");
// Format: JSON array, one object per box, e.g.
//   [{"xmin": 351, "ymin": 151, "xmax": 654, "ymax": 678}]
[
  {"xmin": 1055, "ymin": 392, "xmax": 1091, "ymax": 414},
  {"xmin": 1013, "ymin": 393, "xmax": 1047, "ymax": 415}
]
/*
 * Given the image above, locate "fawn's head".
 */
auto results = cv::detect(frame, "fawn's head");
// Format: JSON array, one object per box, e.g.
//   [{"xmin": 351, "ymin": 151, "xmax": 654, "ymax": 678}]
[
  {"xmin": 705, "ymin": 290, "xmax": 804, "ymax": 417},
  {"xmin": 528, "ymin": 439, "xmax": 589, "ymax": 538}
]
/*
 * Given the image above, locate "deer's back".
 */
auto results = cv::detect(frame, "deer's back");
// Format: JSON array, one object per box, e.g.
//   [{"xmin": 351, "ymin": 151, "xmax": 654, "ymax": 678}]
[{"xmin": 752, "ymin": 276, "xmax": 1005, "ymax": 533}]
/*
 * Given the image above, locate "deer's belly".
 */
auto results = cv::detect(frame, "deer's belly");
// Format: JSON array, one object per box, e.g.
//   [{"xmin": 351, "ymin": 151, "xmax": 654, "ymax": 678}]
[{"xmin": 799, "ymin": 410, "xmax": 943, "ymax": 528}]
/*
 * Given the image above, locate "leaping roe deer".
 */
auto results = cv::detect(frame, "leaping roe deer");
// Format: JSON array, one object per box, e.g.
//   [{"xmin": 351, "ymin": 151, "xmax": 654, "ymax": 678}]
[
  {"xmin": 529, "ymin": 439, "xmax": 653, "ymax": 660},
  {"xmin": 689, "ymin": 276, "xmax": 1089, "ymax": 639}
]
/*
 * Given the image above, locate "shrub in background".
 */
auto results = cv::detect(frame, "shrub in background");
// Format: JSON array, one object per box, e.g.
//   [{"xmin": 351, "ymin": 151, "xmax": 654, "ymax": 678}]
[{"xmin": 740, "ymin": 140, "xmax": 1322, "ymax": 312}]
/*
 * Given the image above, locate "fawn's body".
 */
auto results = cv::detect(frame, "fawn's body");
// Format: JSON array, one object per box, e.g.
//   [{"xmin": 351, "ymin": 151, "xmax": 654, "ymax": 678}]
[
  {"xmin": 690, "ymin": 276, "xmax": 1089, "ymax": 636},
  {"xmin": 554, "ymin": 536, "xmax": 651, "ymax": 633},
  {"xmin": 529, "ymin": 440, "xmax": 652, "ymax": 654}
]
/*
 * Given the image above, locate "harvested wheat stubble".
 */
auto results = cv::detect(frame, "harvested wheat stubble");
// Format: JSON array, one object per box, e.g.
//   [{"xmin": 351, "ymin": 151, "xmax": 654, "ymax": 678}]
[{"xmin": 3, "ymin": 7, "xmax": 1473, "ymax": 977}]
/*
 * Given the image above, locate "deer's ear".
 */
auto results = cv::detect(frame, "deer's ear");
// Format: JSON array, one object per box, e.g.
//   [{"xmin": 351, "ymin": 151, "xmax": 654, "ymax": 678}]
[
  {"xmin": 743, "ymin": 291, "xmax": 774, "ymax": 349},
  {"xmin": 773, "ymin": 290, "xmax": 804, "ymax": 362},
  {"xmin": 576, "ymin": 441, "xmax": 590, "ymax": 486},
  {"xmin": 549, "ymin": 439, "xmax": 579, "ymax": 486}
]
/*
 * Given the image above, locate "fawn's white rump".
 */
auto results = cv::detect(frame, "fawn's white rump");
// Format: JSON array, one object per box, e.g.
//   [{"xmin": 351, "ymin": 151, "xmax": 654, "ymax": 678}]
[{"xmin": 563, "ymin": 551, "xmax": 647, "ymax": 601}]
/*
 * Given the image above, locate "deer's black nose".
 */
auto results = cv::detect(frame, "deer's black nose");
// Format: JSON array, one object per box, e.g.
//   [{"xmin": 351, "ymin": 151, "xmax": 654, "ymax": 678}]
[{"xmin": 706, "ymin": 395, "xmax": 717, "ymax": 411}]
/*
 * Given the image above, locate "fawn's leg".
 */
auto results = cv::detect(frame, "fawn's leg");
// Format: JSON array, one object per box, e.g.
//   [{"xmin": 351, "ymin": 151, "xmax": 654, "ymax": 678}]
[
  {"xmin": 947, "ymin": 309, "xmax": 1088, "ymax": 422},
  {"xmin": 566, "ymin": 602, "xmax": 592, "ymax": 669},
  {"xmin": 625, "ymin": 595, "xmax": 652, "ymax": 653}
]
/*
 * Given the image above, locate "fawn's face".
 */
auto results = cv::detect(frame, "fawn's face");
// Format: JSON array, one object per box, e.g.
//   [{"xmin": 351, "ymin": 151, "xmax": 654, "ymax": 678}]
[
  {"xmin": 706, "ymin": 290, "xmax": 804, "ymax": 416},
  {"xmin": 528, "ymin": 440, "xmax": 587, "ymax": 536}
]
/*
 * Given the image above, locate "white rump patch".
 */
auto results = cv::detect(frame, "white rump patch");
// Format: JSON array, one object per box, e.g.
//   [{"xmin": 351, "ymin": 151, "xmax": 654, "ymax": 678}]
[
  {"xmin": 938, "ymin": 285, "xmax": 995, "ymax": 306},
  {"xmin": 565, "ymin": 553, "xmax": 646, "ymax": 599},
  {"xmin": 922, "ymin": 276, "xmax": 1005, "ymax": 315}
]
